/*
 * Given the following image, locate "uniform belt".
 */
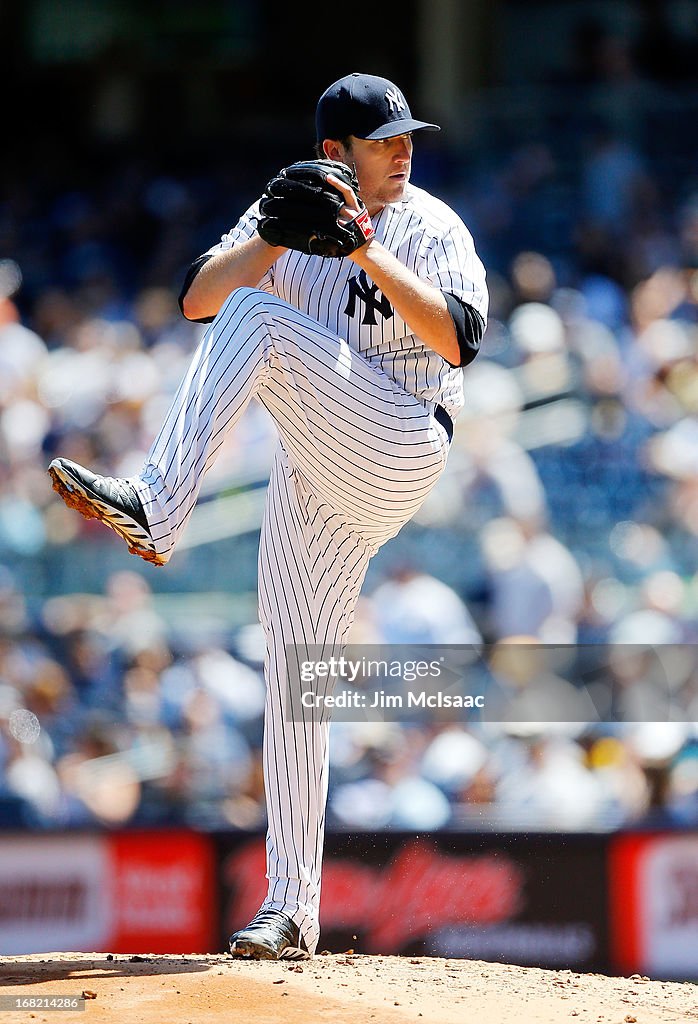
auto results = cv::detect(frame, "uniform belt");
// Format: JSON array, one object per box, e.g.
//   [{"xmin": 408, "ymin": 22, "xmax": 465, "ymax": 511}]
[{"xmin": 434, "ymin": 404, "xmax": 454, "ymax": 443}]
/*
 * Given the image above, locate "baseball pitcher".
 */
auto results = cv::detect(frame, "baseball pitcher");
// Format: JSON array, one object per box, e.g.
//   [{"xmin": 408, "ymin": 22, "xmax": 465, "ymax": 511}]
[{"xmin": 49, "ymin": 72, "xmax": 488, "ymax": 959}]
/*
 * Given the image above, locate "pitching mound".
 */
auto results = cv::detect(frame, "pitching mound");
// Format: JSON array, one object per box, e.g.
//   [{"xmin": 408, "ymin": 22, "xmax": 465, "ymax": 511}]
[{"xmin": 1, "ymin": 952, "xmax": 696, "ymax": 1023}]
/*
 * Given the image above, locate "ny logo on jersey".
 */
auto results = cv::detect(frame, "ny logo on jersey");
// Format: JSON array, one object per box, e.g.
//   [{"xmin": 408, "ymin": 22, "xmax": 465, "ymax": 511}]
[
  {"xmin": 344, "ymin": 270, "xmax": 394, "ymax": 326},
  {"xmin": 385, "ymin": 88, "xmax": 406, "ymax": 113}
]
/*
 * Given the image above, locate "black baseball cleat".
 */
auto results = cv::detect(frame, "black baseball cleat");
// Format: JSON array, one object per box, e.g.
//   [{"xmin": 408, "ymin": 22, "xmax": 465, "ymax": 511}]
[
  {"xmin": 228, "ymin": 909, "xmax": 310, "ymax": 961},
  {"xmin": 48, "ymin": 458, "xmax": 164, "ymax": 566}
]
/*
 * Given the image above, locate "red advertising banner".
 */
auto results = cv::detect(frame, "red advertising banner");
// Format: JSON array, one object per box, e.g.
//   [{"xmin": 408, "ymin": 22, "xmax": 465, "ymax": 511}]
[
  {"xmin": 609, "ymin": 832, "xmax": 698, "ymax": 979},
  {"xmin": 6, "ymin": 826, "xmax": 696, "ymax": 973},
  {"xmin": 108, "ymin": 830, "xmax": 216, "ymax": 953},
  {"xmin": 0, "ymin": 830, "xmax": 216, "ymax": 955}
]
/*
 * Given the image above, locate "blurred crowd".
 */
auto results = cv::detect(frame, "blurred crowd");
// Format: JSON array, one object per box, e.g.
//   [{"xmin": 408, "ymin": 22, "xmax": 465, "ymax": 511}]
[
  {"xmin": 2, "ymin": 16, "xmax": 698, "ymax": 833},
  {"xmin": 1, "ymin": 567, "xmax": 696, "ymax": 833}
]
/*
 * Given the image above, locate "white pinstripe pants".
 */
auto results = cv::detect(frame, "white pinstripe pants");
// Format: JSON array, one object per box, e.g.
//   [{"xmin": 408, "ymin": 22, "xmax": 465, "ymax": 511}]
[{"xmin": 134, "ymin": 287, "xmax": 450, "ymax": 951}]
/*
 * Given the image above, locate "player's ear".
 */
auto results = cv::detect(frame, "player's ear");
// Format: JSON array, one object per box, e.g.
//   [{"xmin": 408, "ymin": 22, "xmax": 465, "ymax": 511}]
[{"xmin": 322, "ymin": 139, "xmax": 344, "ymax": 162}]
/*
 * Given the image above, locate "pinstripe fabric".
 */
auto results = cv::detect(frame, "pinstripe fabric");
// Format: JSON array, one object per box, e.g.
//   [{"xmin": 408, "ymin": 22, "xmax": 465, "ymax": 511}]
[
  {"xmin": 137, "ymin": 288, "xmax": 448, "ymax": 561},
  {"xmin": 258, "ymin": 451, "xmax": 372, "ymax": 951},
  {"xmin": 205, "ymin": 183, "xmax": 488, "ymax": 421},
  {"xmin": 131, "ymin": 184, "xmax": 487, "ymax": 953}
]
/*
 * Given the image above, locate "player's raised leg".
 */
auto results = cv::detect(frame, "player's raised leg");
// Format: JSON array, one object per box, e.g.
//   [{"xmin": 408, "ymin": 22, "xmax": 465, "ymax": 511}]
[{"xmin": 49, "ymin": 286, "xmax": 448, "ymax": 563}]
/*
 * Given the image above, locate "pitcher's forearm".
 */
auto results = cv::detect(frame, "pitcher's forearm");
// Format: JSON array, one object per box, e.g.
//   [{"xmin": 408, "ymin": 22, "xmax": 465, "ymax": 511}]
[
  {"xmin": 181, "ymin": 236, "xmax": 287, "ymax": 321},
  {"xmin": 350, "ymin": 240, "xmax": 459, "ymax": 364}
]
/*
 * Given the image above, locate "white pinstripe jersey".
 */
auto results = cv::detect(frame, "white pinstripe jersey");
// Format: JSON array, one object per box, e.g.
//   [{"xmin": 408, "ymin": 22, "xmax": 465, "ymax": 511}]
[{"xmin": 204, "ymin": 183, "xmax": 488, "ymax": 419}]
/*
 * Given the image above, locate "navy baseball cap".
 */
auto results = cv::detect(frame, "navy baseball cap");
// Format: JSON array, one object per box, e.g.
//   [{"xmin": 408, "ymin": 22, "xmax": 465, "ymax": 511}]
[{"xmin": 316, "ymin": 73, "xmax": 440, "ymax": 142}]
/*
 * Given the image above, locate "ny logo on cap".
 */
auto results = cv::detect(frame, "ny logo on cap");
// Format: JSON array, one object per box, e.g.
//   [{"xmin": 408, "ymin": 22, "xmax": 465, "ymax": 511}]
[{"xmin": 385, "ymin": 87, "xmax": 406, "ymax": 113}]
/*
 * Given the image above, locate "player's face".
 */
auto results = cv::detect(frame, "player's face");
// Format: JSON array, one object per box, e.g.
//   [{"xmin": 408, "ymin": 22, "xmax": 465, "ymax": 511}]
[{"xmin": 337, "ymin": 134, "xmax": 413, "ymax": 215}]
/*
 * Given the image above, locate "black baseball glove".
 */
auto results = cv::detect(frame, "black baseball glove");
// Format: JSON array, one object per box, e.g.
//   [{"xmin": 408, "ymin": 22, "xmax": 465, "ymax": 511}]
[{"xmin": 257, "ymin": 159, "xmax": 375, "ymax": 258}]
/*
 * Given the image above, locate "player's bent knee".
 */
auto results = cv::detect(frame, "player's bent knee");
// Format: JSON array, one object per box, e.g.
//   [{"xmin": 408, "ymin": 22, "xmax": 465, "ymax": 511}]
[
  {"xmin": 223, "ymin": 286, "xmax": 284, "ymax": 311},
  {"xmin": 217, "ymin": 286, "xmax": 289, "ymax": 331}
]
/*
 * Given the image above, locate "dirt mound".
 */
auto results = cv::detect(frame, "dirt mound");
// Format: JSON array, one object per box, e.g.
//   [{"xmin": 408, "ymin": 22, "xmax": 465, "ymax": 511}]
[{"xmin": 1, "ymin": 952, "xmax": 696, "ymax": 1023}]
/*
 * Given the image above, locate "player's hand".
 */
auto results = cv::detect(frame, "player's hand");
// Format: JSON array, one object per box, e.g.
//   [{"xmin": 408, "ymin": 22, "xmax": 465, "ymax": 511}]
[{"xmin": 325, "ymin": 172, "xmax": 364, "ymax": 227}]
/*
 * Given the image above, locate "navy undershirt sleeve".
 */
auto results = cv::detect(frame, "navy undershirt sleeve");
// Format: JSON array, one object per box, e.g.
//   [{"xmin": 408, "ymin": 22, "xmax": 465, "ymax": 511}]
[
  {"xmin": 178, "ymin": 254, "xmax": 215, "ymax": 323},
  {"xmin": 442, "ymin": 291, "xmax": 485, "ymax": 368}
]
